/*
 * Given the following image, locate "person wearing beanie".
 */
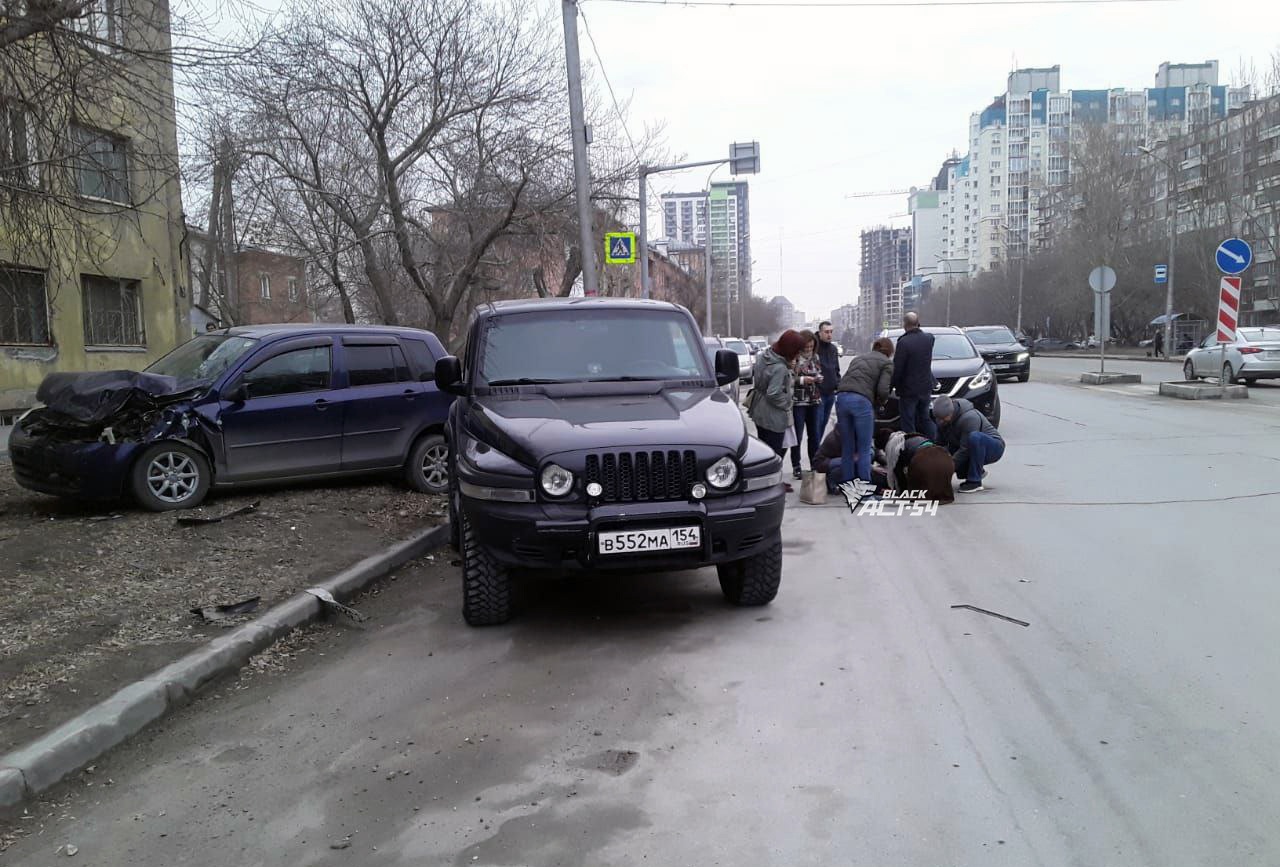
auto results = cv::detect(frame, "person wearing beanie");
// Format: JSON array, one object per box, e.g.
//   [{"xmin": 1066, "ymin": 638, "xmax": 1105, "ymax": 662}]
[{"xmin": 933, "ymin": 396, "xmax": 1004, "ymax": 493}]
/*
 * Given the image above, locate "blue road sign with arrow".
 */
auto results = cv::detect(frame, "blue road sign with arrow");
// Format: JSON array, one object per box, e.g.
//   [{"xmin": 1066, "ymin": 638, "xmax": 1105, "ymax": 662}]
[{"xmin": 1215, "ymin": 238, "xmax": 1252, "ymax": 275}]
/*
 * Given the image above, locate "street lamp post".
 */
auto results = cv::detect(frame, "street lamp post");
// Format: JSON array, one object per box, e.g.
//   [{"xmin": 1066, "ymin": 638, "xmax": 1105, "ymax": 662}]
[
  {"xmin": 1140, "ymin": 142, "xmax": 1178, "ymax": 358},
  {"xmin": 560, "ymin": 0, "xmax": 598, "ymax": 297}
]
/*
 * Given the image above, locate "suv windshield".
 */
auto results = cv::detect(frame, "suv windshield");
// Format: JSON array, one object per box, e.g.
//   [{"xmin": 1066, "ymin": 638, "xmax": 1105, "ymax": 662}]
[
  {"xmin": 967, "ymin": 328, "xmax": 1016, "ymax": 345},
  {"xmin": 930, "ymin": 334, "xmax": 978, "ymax": 360},
  {"xmin": 481, "ymin": 309, "xmax": 710, "ymax": 385},
  {"xmin": 146, "ymin": 334, "xmax": 259, "ymax": 386}
]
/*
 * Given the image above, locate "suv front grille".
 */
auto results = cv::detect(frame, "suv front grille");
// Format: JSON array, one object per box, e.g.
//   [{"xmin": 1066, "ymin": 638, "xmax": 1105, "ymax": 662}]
[{"xmin": 585, "ymin": 450, "xmax": 698, "ymax": 502}]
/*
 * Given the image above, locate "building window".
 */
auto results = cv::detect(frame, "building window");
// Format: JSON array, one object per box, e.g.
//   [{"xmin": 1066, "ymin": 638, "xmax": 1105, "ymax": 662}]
[
  {"xmin": 0, "ymin": 266, "xmax": 50, "ymax": 345},
  {"xmin": 991, "ymin": 204, "xmax": 1002, "ymax": 213},
  {"xmin": 288, "ymin": 276, "xmax": 299, "ymax": 301},
  {"xmin": 72, "ymin": 125, "xmax": 128, "ymax": 203},
  {"xmin": 1, "ymin": 103, "xmax": 38, "ymax": 187},
  {"xmin": 68, "ymin": 0, "xmax": 124, "ymax": 47},
  {"xmin": 82, "ymin": 275, "xmax": 144, "ymax": 346},
  {"xmin": 260, "ymin": 273, "xmax": 271, "ymax": 299}
]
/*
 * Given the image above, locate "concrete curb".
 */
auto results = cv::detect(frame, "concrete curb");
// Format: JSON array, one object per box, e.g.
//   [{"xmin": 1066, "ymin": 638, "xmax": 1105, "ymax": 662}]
[
  {"xmin": 1158, "ymin": 381, "xmax": 1249, "ymax": 400},
  {"xmin": 0, "ymin": 523, "xmax": 449, "ymax": 811},
  {"xmin": 1080, "ymin": 372, "xmax": 1142, "ymax": 384}
]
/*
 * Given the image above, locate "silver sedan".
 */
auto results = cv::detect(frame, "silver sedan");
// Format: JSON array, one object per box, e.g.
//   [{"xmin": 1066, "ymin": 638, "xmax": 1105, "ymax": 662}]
[{"xmin": 1183, "ymin": 326, "xmax": 1280, "ymax": 384}]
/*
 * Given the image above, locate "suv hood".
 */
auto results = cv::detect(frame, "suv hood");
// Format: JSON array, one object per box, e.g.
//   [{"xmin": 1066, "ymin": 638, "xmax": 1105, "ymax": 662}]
[
  {"xmin": 467, "ymin": 388, "xmax": 747, "ymax": 466},
  {"xmin": 932, "ymin": 357, "xmax": 985, "ymax": 377},
  {"xmin": 974, "ymin": 341, "xmax": 1026, "ymax": 355}
]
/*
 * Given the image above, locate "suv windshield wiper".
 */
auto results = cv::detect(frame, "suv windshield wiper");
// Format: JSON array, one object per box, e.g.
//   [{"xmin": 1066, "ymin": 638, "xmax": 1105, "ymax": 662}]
[
  {"xmin": 486, "ymin": 378, "xmax": 562, "ymax": 386},
  {"xmin": 583, "ymin": 376, "xmax": 670, "ymax": 382}
]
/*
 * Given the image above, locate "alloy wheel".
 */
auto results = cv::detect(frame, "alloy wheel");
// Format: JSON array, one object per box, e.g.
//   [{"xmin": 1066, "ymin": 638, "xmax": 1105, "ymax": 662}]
[
  {"xmin": 146, "ymin": 451, "xmax": 200, "ymax": 504},
  {"xmin": 422, "ymin": 443, "xmax": 450, "ymax": 490}
]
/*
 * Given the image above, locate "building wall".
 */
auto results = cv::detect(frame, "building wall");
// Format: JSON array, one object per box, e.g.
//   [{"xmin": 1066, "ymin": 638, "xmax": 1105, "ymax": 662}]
[{"xmin": 0, "ymin": 0, "xmax": 187, "ymax": 412}]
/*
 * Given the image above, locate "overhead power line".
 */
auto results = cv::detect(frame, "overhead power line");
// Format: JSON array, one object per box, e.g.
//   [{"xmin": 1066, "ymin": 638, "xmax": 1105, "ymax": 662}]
[{"xmin": 592, "ymin": 0, "xmax": 1174, "ymax": 8}]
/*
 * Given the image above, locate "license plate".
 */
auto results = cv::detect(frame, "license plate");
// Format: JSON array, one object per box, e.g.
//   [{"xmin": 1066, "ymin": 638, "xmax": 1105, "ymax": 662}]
[
  {"xmin": 1267, "ymin": 350, "xmax": 1280, "ymax": 359},
  {"xmin": 598, "ymin": 526, "xmax": 701, "ymax": 555},
  {"xmin": 992, "ymin": 363, "xmax": 1012, "ymax": 369}
]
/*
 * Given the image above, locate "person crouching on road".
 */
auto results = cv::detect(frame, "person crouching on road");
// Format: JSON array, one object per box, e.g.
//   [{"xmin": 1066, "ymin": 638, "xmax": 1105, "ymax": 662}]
[
  {"xmin": 789, "ymin": 330, "xmax": 824, "ymax": 481},
  {"xmin": 749, "ymin": 329, "xmax": 806, "ymax": 491},
  {"xmin": 931, "ymin": 395, "xmax": 1005, "ymax": 494},
  {"xmin": 812, "ymin": 423, "xmax": 845, "ymax": 494},
  {"xmin": 835, "ymin": 337, "xmax": 893, "ymax": 492}
]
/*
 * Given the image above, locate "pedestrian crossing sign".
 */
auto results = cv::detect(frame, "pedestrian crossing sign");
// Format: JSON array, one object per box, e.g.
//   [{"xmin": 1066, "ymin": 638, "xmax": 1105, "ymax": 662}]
[{"xmin": 604, "ymin": 232, "xmax": 637, "ymax": 265}]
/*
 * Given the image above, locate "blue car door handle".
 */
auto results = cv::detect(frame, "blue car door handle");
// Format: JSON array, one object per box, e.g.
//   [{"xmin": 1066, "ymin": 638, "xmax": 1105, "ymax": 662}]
[
  {"xmin": 314, "ymin": 398, "xmax": 330, "ymax": 411},
  {"xmin": 402, "ymin": 388, "xmax": 417, "ymax": 400}
]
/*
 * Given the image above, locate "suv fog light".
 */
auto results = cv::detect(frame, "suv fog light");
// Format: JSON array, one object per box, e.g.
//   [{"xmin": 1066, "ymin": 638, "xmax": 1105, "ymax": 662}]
[
  {"xmin": 691, "ymin": 483, "xmax": 707, "ymax": 499},
  {"xmin": 540, "ymin": 464, "xmax": 574, "ymax": 497},
  {"xmin": 586, "ymin": 481, "xmax": 603, "ymax": 497}
]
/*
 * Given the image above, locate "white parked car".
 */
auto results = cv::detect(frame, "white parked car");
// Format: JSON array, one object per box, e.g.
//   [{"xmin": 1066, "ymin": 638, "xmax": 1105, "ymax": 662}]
[
  {"xmin": 723, "ymin": 338, "xmax": 754, "ymax": 384},
  {"xmin": 1183, "ymin": 326, "xmax": 1280, "ymax": 385}
]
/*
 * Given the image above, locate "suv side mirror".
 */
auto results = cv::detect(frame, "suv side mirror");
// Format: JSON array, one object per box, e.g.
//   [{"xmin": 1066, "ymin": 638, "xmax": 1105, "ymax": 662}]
[
  {"xmin": 435, "ymin": 356, "xmax": 465, "ymax": 396},
  {"xmin": 223, "ymin": 382, "xmax": 248, "ymax": 403},
  {"xmin": 714, "ymin": 349, "xmax": 739, "ymax": 387}
]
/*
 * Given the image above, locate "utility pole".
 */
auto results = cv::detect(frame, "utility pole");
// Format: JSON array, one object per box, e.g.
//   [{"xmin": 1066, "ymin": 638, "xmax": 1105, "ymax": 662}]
[
  {"xmin": 638, "ymin": 169, "xmax": 650, "ymax": 298},
  {"xmin": 1016, "ymin": 235, "xmax": 1025, "ymax": 334},
  {"xmin": 1164, "ymin": 167, "xmax": 1178, "ymax": 356},
  {"xmin": 561, "ymin": 0, "xmax": 598, "ymax": 296}
]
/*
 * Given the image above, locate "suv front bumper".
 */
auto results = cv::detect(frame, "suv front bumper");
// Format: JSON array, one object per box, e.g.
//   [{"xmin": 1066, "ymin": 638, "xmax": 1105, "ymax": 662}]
[{"xmin": 462, "ymin": 487, "xmax": 786, "ymax": 571}]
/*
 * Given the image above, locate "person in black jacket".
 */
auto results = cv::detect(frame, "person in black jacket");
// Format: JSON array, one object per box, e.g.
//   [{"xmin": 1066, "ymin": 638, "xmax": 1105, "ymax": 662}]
[
  {"xmin": 892, "ymin": 312, "xmax": 938, "ymax": 440},
  {"xmin": 933, "ymin": 395, "xmax": 1005, "ymax": 493},
  {"xmin": 815, "ymin": 321, "xmax": 841, "ymax": 437}
]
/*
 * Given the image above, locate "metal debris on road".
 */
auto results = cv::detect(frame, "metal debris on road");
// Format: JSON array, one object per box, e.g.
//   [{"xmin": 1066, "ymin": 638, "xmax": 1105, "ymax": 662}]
[
  {"xmin": 176, "ymin": 501, "xmax": 261, "ymax": 527},
  {"xmin": 56, "ymin": 843, "xmax": 78, "ymax": 856},
  {"xmin": 305, "ymin": 587, "xmax": 367, "ymax": 622},
  {"xmin": 190, "ymin": 595, "xmax": 262, "ymax": 622},
  {"xmin": 950, "ymin": 604, "xmax": 1030, "ymax": 628}
]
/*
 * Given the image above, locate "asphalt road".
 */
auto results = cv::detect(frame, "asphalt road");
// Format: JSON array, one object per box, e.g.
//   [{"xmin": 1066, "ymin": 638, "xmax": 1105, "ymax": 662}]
[{"xmin": 6, "ymin": 358, "xmax": 1280, "ymax": 866}]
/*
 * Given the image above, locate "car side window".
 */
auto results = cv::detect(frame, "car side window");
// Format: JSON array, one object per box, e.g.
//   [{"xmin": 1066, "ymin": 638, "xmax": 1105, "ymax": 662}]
[
  {"xmin": 346, "ymin": 344, "xmax": 410, "ymax": 387},
  {"xmin": 243, "ymin": 346, "xmax": 331, "ymax": 398},
  {"xmin": 401, "ymin": 338, "xmax": 435, "ymax": 381},
  {"xmin": 1200, "ymin": 335, "xmax": 1215, "ymax": 349}
]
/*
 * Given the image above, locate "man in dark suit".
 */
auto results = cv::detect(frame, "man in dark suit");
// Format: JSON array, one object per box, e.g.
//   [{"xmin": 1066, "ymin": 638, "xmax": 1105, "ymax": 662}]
[{"xmin": 891, "ymin": 312, "xmax": 938, "ymax": 440}]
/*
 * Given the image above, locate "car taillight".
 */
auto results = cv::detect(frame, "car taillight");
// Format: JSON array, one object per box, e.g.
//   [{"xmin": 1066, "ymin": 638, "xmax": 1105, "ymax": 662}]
[{"xmin": 1239, "ymin": 347, "xmax": 1262, "ymax": 354}]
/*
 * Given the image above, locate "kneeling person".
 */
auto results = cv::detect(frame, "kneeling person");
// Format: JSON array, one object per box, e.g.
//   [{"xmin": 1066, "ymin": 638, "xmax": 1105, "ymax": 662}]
[{"xmin": 932, "ymin": 396, "xmax": 1004, "ymax": 493}]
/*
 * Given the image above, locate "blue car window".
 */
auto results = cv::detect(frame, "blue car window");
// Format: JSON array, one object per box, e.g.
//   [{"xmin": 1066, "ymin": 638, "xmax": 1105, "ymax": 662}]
[
  {"xmin": 401, "ymin": 338, "xmax": 435, "ymax": 380},
  {"xmin": 243, "ymin": 346, "xmax": 331, "ymax": 398},
  {"xmin": 347, "ymin": 344, "xmax": 410, "ymax": 387}
]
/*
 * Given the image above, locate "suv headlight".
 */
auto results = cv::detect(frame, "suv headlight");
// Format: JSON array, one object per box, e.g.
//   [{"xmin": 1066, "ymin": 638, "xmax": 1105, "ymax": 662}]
[
  {"xmin": 1016, "ymin": 352, "xmax": 1030, "ymax": 362},
  {"xmin": 540, "ymin": 463, "xmax": 574, "ymax": 497},
  {"xmin": 968, "ymin": 366, "xmax": 993, "ymax": 391},
  {"xmin": 706, "ymin": 456, "xmax": 739, "ymax": 489}
]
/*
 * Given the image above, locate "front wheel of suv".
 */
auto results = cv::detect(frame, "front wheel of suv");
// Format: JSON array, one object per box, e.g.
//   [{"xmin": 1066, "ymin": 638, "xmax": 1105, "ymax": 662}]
[
  {"xmin": 461, "ymin": 512, "xmax": 512, "ymax": 626},
  {"xmin": 717, "ymin": 534, "xmax": 782, "ymax": 606}
]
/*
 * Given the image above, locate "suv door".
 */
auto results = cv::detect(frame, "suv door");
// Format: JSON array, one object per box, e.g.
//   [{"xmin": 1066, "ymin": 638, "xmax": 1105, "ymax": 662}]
[
  {"xmin": 218, "ymin": 338, "xmax": 343, "ymax": 481},
  {"xmin": 337, "ymin": 337, "xmax": 423, "ymax": 470}
]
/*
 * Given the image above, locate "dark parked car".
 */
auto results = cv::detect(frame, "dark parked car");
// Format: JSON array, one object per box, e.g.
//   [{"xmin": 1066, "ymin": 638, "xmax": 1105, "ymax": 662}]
[
  {"xmin": 1030, "ymin": 337, "xmax": 1080, "ymax": 354},
  {"xmin": 876, "ymin": 326, "xmax": 1000, "ymax": 428},
  {"xmin": 964, "ymin": 325, "xmax": 1031, "ymax": 382},
  {"xmin": 10, "ymin": 325, "xmax": 454, "ymax": 511},
  {"xmin": 436, "ymin": 298, "xmax": 787, "ymax": 626}
]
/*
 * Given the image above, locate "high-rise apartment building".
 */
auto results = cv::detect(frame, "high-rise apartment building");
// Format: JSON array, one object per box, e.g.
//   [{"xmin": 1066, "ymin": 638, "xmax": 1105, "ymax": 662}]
[
  {"xmin": 940, "ymin": 62, "xmax": 1249, "ymax": 276},
  {"xmin": 858, "ymin": 227, "xmax": 913, "ymax": 334},
  {"xmin": 709, "ymin": 181, "xmax": 751, "ymax": 311},
  {"xmin": 661, "ymin": 192, "xmax": 709, "ymax": 246}
]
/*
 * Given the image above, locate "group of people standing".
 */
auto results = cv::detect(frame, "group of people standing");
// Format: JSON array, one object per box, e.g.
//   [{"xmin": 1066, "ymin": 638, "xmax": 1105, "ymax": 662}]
[{"xmin": 747, "ymin": 312, "xmax": 1006, "ymax": 499}]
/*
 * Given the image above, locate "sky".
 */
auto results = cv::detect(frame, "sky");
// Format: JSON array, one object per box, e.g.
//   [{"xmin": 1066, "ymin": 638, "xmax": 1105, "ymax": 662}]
[{"xmin": 573, "ymin": 0, "xmax": 1277, "ymax": 322}]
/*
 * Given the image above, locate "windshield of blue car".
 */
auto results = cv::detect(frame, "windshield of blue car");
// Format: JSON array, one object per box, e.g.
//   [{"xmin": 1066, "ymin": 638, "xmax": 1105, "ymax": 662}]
[
  {"xmin": 146, "ymin": 335, "xmax": 260, "ymax": 386},
  {"xmin": 967, "ymin": 328, "xmax": 1017, "ymax": 345},
  {"xmin": 481, "ymin": 310, "xmax": 711, "ymax": 385}
]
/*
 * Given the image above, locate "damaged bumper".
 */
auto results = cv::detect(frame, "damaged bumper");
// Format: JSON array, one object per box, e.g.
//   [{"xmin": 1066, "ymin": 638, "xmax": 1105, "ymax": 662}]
[{"xmin": 9, "ymin": 425, "xmax": 144, "ymax": 499}]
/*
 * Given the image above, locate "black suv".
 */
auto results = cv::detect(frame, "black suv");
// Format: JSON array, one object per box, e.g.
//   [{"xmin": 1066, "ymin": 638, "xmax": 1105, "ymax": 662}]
[
  {"xmin": 963, "ymin": 325, "xmax": 1031, "ymax": 382},
  {"xmin": 436, "ymin": 298, "xmax": 787, "ymax": 626},
  {"xmin": 876, "ymin": 326, "xmax": 1001, "ymax": 428}
]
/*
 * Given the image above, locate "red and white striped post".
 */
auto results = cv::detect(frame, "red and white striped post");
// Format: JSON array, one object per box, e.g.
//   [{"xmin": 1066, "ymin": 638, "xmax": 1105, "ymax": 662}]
[{"xmin": 1218, "ymin": 276, "xmax": 1241, "ymax": 394}]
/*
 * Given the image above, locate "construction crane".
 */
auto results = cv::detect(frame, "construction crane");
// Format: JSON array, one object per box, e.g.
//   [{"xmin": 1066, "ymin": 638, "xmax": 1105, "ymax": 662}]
[{"xmin": 843, "ymin": 188, "xmax": 911, "ymax": 199}]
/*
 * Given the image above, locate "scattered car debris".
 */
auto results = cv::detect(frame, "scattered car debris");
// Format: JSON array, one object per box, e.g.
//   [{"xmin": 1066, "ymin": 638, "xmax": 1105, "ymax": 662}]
[
  {"xmin": 305, "ymin": 587, "xmax": 367, "ymax": 622},
  {"xmin": 88, "ymin": 514, "xmax": 124, "ymax": 523},
  {"xmin": 190, "ymin": 596, "xmax": 262, "ymax": 622},
  {"xmin": 176, "ymin": 501, "xmax": 261, "ymax": 527},
  {"xmin": 950, "ymin": 604, "xmax": 1030, "ymax": 627},
  {"xmin": 56, "ymin": 843, "xmax": 79, "ymax": 857}
]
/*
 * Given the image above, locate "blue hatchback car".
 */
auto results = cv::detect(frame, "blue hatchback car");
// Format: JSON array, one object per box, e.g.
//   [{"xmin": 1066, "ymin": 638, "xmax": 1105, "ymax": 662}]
[{"xmin": 10, "ymin": 324, "xmax": 455, "ymax": 511}]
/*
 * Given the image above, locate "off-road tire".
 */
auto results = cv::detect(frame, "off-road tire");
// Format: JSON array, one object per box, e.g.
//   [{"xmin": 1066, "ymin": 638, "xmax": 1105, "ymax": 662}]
[
  {"xmin": 405, "ymin": 433, "xmax": 450, "ymax": 494},
  {"xmin": 461, "ymin": 512, "xmax": 512, "ymax": 626},
  {"xmin": 448, "ymin": 475, "xmax": 461, "ymax": 552},
  {"xmin": 130, "ymin": 442, "xmax": 211, "ymax": 512},
  {"xmin": 717, "ymin": 535, "xmax": 782, "ymax": 606}
]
